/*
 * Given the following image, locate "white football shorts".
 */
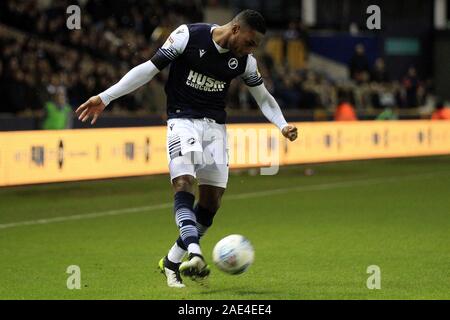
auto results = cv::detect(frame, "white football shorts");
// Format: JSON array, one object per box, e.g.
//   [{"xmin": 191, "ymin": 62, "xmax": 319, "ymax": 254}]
[{"xmin": 166, "ymin": 118, "xmax": 229, "ymax": 188}]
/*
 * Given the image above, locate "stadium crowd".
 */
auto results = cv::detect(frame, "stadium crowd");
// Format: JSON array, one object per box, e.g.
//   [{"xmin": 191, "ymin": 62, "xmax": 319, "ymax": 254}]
[
  {"xmin": 0, "ymin": 0, "xmax": 202, "ymax": 116},
  {"xmin": 0, "ymin": 0, "xmax": 442, "ymax": 123}
]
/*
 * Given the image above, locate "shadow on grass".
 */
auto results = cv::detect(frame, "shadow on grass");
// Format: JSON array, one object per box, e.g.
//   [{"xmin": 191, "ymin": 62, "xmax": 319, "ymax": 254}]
[{"xmin": 197, "ymin": 287, "xmax": 279, "ymax": 297}]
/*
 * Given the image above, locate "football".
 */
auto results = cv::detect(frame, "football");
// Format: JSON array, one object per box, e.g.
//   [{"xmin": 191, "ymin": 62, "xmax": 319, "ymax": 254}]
[{"xmin": 212, "ymin": 234, "xmax": 255, "ymax": 275}]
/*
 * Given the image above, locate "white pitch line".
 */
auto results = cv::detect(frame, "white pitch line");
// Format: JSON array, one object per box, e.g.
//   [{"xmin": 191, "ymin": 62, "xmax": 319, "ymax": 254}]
[{"xmin": 0, "ymin": 171, "xmax": 448, "ymax": 230}]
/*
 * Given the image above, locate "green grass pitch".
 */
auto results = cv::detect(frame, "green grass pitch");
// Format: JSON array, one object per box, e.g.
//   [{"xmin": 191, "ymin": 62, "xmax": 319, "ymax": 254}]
[{"xmin": 0, "ymin": 156, "xmax": 449, "ymax": 300}]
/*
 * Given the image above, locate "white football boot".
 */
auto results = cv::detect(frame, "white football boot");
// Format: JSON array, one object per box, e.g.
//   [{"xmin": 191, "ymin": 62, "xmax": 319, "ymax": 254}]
[
  {"xmin": 158, "ymin": 256, "xmax": 185, "ymax": 288},
  {"xmin": 179, "ymin": 253, "xmax": 210, "ymax": 283}
]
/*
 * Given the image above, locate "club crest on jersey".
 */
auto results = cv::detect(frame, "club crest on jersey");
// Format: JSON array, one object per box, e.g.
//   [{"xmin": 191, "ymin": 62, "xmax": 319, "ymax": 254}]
[
  {"xmin": 228, "ymin": 58, "xmax": 238, "ymax": 69},
  {"xmin": 199, "ymin": 49, "xmax": 206, "ymax": 58},
  {"xmin": 186, "ymin": 70, "xmax": 226, "ymax": 92}
]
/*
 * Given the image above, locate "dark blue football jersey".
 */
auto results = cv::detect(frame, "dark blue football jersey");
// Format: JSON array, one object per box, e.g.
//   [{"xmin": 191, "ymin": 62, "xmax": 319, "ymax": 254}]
[{"xmin": 151, "ymin": 23, "xmax": 263, "ymax": 124}]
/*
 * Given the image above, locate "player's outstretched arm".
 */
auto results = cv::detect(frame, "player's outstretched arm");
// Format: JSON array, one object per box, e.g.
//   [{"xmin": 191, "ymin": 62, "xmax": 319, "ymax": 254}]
[
  {"xmin": 247, "ymin": 83, "xmax": 298, "ymax": 141},
  {"xmin": 76, "ymin": 24, "xmax": 189, "ymax": 125},
  {"xmin": 76, "ymin": 60, "xmax": 160, "ymax": 125}
]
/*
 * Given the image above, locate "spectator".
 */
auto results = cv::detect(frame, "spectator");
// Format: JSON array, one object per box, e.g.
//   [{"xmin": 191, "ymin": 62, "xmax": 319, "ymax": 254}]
[
  {"xmin": 376, "ymin": 106, "xmax": 398, "ymax": 120},
  {"xmin": 296, "ymin": 21, "xmax": 310, "ymax": 59},
  {"xmin": 402, "ymin": 66, "xmax": 420, "ymax": 108},
  {"xmin": 334, "ymin": 101, "xmax": 357, "ymax": 121},
  {"xmin": 349, "ymin": 43, "xmax": 370, "ymax": 84},
  {"xmin": 431, "ymin": 101, "xmax": 450, "ymax": 120},
  {"xmin": 6, "ymin": 67, "xmax": 28, "ymax": 114},
  {"xmin": 371, "ymin": 58, "xmax": 389, "ymax": 83},
  {"xmin": 275, "ymin": 70, "xmax": 302, "ymax": 109},
  {"xmin": 334, "ymin": 90, "xmax": 357, "ymax": 121},
  {"xmin": 0, "ymin": 61, "xmax": 5, "ymax": 111},
  {"xmin": 299, "ymin": 70, "xmax": 323, "ymax": 110},
  {"xmin": 283, "ymin": 20, "xmax": 301, "ymax": 42},
  {"xmin": 42, "ymin": 88, "xmax": 73, "ymax": 129}
]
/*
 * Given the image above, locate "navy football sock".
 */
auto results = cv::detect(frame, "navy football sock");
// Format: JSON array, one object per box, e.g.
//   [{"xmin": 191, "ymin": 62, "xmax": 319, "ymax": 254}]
[{"xmin": 173, "ymin": 191, "xmax": 201, "ymax": 255}]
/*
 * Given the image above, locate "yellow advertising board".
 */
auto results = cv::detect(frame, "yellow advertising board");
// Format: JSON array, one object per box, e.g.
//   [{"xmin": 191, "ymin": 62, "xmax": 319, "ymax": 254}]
[
  {"xmin": 0, "ymin": 120, "xmax": 449, "ymax": 186},
  {"xmin": 278, "ymin": 120, "xmax": 450, "ymax": 165},
  {"xmin": 0, "ymin": 127, "xmax": 167, "ymax": 186}
]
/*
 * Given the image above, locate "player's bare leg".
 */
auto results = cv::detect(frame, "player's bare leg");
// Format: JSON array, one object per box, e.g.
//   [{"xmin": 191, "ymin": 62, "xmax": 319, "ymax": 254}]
[{"xmin": 197, "ymin": 185, "xmax": 225, "ymax": 217}]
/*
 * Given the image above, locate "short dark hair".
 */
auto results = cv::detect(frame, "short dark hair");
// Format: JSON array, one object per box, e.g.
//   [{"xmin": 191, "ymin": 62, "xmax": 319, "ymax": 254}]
[{"xmin": 234, "ymin": 10, "xmax": 266, "ymax": 34}]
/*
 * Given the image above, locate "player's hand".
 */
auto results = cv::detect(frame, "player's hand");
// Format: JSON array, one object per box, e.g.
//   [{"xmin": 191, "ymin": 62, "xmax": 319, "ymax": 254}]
[
  {"xmin": 75, "ymin": 96, "xmax": 106, "ymax": 125},
  {"xmin": 282, "ymin": 125, "xmax": 298, "ymax": 142}
]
